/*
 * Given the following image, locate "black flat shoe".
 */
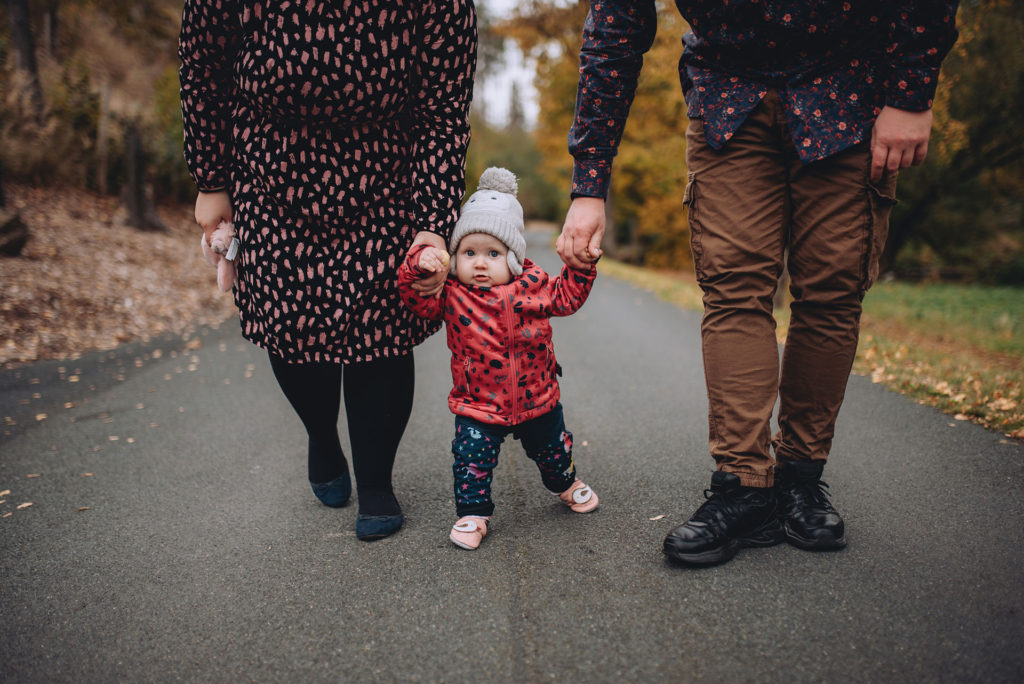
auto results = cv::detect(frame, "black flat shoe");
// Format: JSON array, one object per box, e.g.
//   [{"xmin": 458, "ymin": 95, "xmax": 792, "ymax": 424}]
[
  {"xmin": 310, "ymin": 470, "xmax": 352, "ymax": 508},
  {"xmin": 355, "ymin": 512, "xmax": 404, "ymax": 541}
]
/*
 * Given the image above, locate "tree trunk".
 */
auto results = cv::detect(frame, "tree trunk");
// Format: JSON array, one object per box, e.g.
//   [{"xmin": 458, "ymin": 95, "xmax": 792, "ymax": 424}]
[
  {"xmin": 96, "ymin": 79, "xmax": 111, "ymax": 195},
  {"xmin": 122, "ymin": 121, "xmax": 167, "ymax": 232},
  {"xmin": 42, "ymin": 1, "xmax": 59, "ymax": 55},
  {"xmin": 6, "ymin": 0, "xmax": 45, "ymax": 120}
]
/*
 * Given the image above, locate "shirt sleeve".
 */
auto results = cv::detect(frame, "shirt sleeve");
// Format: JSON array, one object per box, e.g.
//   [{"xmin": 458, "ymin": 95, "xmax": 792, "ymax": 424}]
[
  {"xmin": 568, "ymin": 0, "xmax": 658, "ymax": 199},
  {"xmin": 178, "ymin": 0, "xmax": 240, "ymax": 193},
  {"xmin": 408, "ymin": 0, "xmax": 477, "ymax": 243},
  {"xmin": 884, "ymin": 1, "xmax": 960, "ymax": 111}
]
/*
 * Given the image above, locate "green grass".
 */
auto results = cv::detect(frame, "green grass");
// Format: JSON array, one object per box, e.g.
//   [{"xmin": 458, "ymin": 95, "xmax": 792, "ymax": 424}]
[
  {"xmin": 600, "ymin": 259, "xmax": 1024, "ymax": 439},
  {"xmin": 861, "ymin": 281, "xmax": 1024, "ymax": 358}
]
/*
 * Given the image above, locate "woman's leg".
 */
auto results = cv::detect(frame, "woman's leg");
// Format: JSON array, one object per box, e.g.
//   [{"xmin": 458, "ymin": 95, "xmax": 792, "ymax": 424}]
[
  {"xmin": 343, "ymin": 353, "xmax": 415, "ymax": 516},
  {"xmin": 267, "ymin": 352, "xmax": 347, "ymax": 485}
]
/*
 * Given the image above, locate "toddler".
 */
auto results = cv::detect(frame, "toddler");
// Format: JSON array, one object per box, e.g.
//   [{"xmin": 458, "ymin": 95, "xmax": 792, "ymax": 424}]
[{"xmin": 398, "ymin": 167, "xmax": 600, "ymax": 550}]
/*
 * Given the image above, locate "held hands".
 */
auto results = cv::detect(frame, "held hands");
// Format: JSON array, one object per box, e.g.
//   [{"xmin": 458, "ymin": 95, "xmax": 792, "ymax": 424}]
[
  {"xmin": 557, "ymin": 196, "xmax": 605, "ymax": 270},
  {"xmin": 409, "ymin": 231, "xmax": 449, "ymax": 297},
  {"xmin": 870, "ymin": 106, "xmax": 933, "ymax": 183},
  {"xmin": 418, "ymin": 246, "xmax": 451, "ymax": 273}
]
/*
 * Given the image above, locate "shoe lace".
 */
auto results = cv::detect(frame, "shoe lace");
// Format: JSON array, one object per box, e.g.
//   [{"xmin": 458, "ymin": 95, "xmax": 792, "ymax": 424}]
[
  {"xmin": 691, "ymin": 487, "xmax": 742, "ymax": 526},
  {"xmin": 786, "ymin": 478, "xmax": 836, "ymax": 513}
]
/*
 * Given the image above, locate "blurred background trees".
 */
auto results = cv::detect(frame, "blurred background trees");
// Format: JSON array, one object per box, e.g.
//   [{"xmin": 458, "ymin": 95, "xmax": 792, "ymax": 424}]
[{"xmin": 1, "ymin": 0, "xmax": 1021, "ymax": 282}]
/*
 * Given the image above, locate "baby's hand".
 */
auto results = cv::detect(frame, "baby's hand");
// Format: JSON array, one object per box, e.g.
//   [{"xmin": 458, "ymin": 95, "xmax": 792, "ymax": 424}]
[{"xmin": 418, "ymin": 246, "xmax": 451, "ymax": 274}]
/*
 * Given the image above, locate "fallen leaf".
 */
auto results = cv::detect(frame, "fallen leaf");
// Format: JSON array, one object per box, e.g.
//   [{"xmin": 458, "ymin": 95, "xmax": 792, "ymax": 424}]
[
  {"xmin": 987, "ymin": 397, "xmax": 1017, "ymax": 412},
  {"xmin": 126, "ymin": 438, "xmax": 135, "ymax": 444},
  {"xmin": 954, "ymin": 414, "xmax": 969, "ymax": 421},
  {"xmin": 26, "ymin": 473, "xmax": 40, "ymax": 478},
  {"xmin": 0, "ymin": 490, "xmax": 10, "ymax": 497},
  {"xmin": 16, "ymin": 502, "xmax": 33, "ymax": 509},
  {"xmin": 108, "ymin": 435, "xmax": 119, "ymax": 441},
  {"xmin": 68, "ymin": 375, "xmax": 80, "ymax": 383},
  {"xmin": 78, "ymin": 507, "xmax": 90, "ymax": 512},
  {"xmin": 82, "ymin": 473, "xmax": 93, "ymax": 477},
  {"xmin": 2, "ymin": 512, "xmax": 11, "ymax": 518},
  {"xmin": 35, "ymin": 413, "xmax": 47, "ymax": 421},
  {"xmin": 64, "ymin": 401, "xmax": 75, "ymax": 409},
  {"xmin": 648, "ymin": 514, "xmax": 666, "ymax": 521}
]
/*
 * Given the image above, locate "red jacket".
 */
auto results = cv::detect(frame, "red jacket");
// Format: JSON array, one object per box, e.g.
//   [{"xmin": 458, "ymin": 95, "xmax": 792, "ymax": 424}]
[{"xmin": 398, "ymin": 243, "xmax": 596, "ymax": 426}]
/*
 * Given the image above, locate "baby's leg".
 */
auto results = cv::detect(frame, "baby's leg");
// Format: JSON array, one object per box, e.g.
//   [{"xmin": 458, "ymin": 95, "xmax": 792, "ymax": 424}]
[
  {"xmin": 518, "ymin": 404, "xmax": 576, "ymax": 494},
  {"xmin": 451, "ymin": 417, "xmax": 506, "ymax": 517}
]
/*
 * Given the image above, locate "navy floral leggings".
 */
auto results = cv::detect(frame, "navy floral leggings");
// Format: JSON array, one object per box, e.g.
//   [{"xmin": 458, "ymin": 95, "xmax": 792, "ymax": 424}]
[{"xmin": 452, "ymin": 404, "xmax": 576, "ymax": 517}]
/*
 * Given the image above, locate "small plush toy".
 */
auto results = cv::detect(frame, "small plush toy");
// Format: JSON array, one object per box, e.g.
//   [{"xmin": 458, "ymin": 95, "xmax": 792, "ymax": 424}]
[{"xmin": 200, "ymin": 221, "xmax": 239, "ymax": 292}]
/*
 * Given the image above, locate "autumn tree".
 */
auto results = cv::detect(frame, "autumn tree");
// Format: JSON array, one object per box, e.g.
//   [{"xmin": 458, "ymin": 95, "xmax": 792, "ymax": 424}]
[
  {"xmin": 885, "ymin": 0, "xmax": 1024, "ymax": 283},
  {"xmin": 500, "ymin": 1, "xmax": 692, "ymax": 267}
]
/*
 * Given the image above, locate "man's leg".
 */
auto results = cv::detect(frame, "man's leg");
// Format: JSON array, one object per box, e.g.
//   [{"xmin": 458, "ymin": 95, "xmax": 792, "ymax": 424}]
[
  {"xmin": 773, "ymin": 141, "xmax": 898, "ymax": 549},
  {"xmin": 663, "ymin": 93, "xmax": 790, "ymax": 566}
]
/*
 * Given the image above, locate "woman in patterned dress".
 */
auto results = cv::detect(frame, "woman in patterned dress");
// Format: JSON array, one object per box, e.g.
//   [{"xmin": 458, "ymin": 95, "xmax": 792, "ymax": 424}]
[{"xmin": 179, "ymin": 0, "xmax": 476, "ymax": 540}]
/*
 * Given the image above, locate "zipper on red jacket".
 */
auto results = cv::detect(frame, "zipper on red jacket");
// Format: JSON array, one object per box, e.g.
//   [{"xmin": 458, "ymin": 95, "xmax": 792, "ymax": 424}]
[{"xmin": 503, "ymin": 289, "xmax": 519, "ymax": 424}]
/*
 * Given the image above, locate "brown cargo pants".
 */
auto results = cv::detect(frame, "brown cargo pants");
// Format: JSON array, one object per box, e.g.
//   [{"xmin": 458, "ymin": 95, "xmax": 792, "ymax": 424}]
[{"xmin": 684, "ymin": 90, "xmax": 898, "ymax": 487}]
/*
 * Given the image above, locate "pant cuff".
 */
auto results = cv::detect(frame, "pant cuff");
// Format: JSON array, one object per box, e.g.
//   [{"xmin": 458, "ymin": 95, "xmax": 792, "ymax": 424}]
[{"xmin": 721, "ymin": 468, "xmax": 774, "ymax": 488}]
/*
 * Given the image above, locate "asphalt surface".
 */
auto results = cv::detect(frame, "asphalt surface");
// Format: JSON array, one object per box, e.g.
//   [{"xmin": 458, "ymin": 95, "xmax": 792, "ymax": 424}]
[{"xmin": 3, "ymin": 232, "xmax": 1023, "ymax": 683}]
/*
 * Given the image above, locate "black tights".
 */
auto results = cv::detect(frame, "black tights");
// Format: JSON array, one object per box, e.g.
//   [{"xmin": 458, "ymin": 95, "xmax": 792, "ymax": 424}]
[{"xmin": 268, "ymin": 352, "xmax": 415, "ymax": 516}]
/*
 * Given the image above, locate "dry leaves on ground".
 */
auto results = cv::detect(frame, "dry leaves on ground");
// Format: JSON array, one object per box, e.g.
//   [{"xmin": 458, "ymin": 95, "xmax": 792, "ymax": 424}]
[{"xmin": 1, "ymin": 184, "xmax": 237, "ymax": 367}]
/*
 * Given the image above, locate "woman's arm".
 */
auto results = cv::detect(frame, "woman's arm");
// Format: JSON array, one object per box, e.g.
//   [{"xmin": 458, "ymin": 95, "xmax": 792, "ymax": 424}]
[
  {"xmin": 407, "ymin": 0, "xmax": 477, "ymax": 246},
  {"xmin": 178, "ymin": 0, "xmax": 240, "ymax": 195}
]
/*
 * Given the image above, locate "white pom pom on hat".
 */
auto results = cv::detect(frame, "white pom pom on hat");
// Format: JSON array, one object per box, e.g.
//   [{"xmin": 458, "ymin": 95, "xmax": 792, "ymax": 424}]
[
  {"xmin": 476, "ymin": 167, "xmax": 519, "ymax": 195},
  {"xmin": 449, "ymin": 167, "xmax": 526, "ymax": 277}
]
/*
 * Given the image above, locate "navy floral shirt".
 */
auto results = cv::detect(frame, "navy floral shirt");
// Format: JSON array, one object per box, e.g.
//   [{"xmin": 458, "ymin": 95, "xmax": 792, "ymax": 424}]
[{"xmin": 569, "ymin": 0, "xmax": 959, "ymax": 199}]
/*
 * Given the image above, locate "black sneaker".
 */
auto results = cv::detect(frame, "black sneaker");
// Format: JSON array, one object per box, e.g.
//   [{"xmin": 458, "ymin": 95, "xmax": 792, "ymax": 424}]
[
  {"xmin": 776, "ymin": 460, "xmax": 847, "ymax": 550},
  {"xmin": 663, "ymin": 471, "xmax": 784, "ymax": 567}
]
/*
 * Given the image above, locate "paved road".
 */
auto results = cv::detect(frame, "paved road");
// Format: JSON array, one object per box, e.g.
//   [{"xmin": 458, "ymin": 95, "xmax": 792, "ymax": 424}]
[{"xmin": 3, "ymin": 232, "xmax": 1023, "ymax": 682}]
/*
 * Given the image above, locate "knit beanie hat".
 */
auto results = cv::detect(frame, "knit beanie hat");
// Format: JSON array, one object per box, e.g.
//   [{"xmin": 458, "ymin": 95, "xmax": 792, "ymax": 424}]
[{"xmin": 449, "ymin": 167, "xmax": 526, "ymax": 277}]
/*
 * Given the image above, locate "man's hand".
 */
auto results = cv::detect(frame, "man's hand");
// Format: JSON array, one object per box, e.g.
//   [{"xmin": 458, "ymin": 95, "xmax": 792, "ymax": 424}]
[
  {"xmin": 870, "ymin": 106, "xmax": 933, "ymax": 183},
  {"xmin": 409, "ymin": 231, "xmax": 448, "ymax": 296},
  {"xmin": 557, "ymin": 196, "xmax": 605, "ymax": 270},
  {"xmin": 194, "ymin": 191, "xmax": 234, "ymax": 244}
]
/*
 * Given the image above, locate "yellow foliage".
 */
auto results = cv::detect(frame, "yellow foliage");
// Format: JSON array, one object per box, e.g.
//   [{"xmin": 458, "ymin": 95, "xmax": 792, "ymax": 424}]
[{"xmin": 503, "ymin": 3, "xmax": 694, "ymax": 269}]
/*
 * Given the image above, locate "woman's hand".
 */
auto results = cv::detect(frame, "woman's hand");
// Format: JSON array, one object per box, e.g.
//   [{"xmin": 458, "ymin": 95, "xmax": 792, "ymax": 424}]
[
  {"xmin": 409, "ymin": 232, "xmax": 449, "ymax": 296},
  {"xmin": 194, "ymin": 190, "xmax": 234, "ymax": 244}
]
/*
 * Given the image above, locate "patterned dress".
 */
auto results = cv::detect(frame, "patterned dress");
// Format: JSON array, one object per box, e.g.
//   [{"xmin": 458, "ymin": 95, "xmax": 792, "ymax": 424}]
[{"xmin": 179, "ymin": 0, "xmax": 477, "ymax": 363}]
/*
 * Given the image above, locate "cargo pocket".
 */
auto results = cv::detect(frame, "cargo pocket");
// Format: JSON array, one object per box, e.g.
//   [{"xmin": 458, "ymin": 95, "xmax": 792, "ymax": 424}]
[
  {"xmin": 862, "ymin": 177, "xmax": 898, "ymax": 292},
  {"xmin": 683, "ymin": 171, "xmax": 706, "ymax": 282}
]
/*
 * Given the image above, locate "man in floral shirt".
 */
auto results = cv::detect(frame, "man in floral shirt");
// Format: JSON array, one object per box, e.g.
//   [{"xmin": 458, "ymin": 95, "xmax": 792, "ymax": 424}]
[{"xmin": 559, "ymin": 1, "xmax": 959, "ymax": 567}]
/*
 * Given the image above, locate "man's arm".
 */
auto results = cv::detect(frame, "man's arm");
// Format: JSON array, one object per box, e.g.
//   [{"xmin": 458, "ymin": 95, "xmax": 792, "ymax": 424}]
[
  {"xmin": 559, "ymin": 0, "xmax": 657, "ymax": 269},
  {"xmin": 870, "ymin": 2, "xmax": 959, "ymax": 181}
]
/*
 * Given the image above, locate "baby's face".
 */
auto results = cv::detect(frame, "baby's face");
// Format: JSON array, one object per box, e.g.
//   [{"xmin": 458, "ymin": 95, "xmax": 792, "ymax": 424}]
[{"xmin": 454, "ymin": 233, "xmax": 512, "ymax": 288}]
